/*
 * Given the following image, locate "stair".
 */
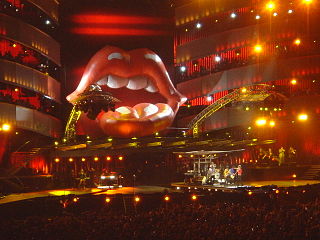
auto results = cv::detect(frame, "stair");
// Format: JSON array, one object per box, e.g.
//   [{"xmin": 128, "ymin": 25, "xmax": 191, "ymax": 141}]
[{"xmin": 301, "ymin": 165, "xmax": 320, "ymax": 180}]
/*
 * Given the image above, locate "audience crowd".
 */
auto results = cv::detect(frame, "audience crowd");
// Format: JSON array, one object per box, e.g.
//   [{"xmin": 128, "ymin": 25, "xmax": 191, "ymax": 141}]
[{"xmin": 0, "ymin": 186, "xmax": 319, "ymax": 240}]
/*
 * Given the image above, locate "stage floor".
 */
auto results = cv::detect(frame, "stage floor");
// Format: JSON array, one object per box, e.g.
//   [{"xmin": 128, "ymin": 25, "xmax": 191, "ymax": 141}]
[
  {"xmin": 1, "ymin": 180, "xmax": 319, "ymax": 205},
  {"xmin": 171, "ymin": 179, "xmax": 320, "ymax": 191}
]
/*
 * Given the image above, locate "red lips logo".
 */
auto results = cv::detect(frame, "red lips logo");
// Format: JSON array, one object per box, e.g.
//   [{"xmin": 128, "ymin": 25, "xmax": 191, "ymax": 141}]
[{"xmin": 67, "ymin": 46, "xmax": 186, "ymax": 138}]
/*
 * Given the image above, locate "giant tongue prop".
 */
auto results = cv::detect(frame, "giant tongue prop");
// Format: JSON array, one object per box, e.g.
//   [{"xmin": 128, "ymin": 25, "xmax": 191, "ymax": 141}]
[{"xmin": 67, "ymin": 46, "xmax": 186, "ymax": 138}]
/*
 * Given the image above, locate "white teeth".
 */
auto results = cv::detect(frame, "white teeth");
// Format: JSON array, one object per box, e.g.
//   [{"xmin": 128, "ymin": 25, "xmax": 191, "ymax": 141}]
[
  {"xmin": 97, "ymin": 75, "xmax": 159, "ymax": 93},
  {"xmin": 127, "ymin": 76, "xmax": 148, "ymax": 90},
  {"xmin": 145, "ymin": 81, "xmax": 158, "ymax": 93},
  {"xmin": 107, "ymin": 75, "xmax": 128, "ymax": 88},
  {"xmin": 97, "ymin": 77, "xmax": 108, "ymax": 86},
  {"xmin": 133, "ymin": 103, "xmax": 158, "ymax": 118},
  {"xmin": 144, "ymin": 53, "xmax": 162, "ymax": 63},
  {"xmin": 107, "ymin": 52, "xmax": 124, "ymax": 60},
  {"xmin": 115, "ymin": 106, "xmax": 139, "ymax": 119}
]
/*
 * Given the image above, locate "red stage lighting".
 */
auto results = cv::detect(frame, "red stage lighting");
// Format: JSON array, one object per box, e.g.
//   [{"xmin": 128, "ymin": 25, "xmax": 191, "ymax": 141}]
[
  {"xmin": 71, "ymin": 14, "xmax": 171, "ymax": 25},
  {"xmin": 71, "ymin": 27, "xmax": 169, "ymax": 36}
]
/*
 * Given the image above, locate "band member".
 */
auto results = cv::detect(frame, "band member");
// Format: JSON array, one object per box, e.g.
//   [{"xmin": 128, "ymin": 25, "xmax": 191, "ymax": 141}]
[
  {"xmin": 78, "ymin": 169, "xmax": 87, "ymax": 189},
  {"xmin": 206, "ymin": 167, "xmax": 214, "ymax": 184},
  {"xmin": 224, "ymin": 166, "xmax": 230, "ymax": 184},
  {"xmin": 236, "ymin": 165, "xmax": 243, "ymax": 185},
  {"xmin": 278, "ymin": 147, "xmax": 285, "ymax": 166},
  {"xmin": 229, "ymin": 166, "xmax": 236, "ymax": 184}
]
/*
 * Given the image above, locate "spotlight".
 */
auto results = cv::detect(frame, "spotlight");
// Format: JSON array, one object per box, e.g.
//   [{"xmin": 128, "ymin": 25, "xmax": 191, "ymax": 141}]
[
  {"xmin": 294, "ymin": 38, "xmax": 301, "ymax": 46},
  {"xmin": 291, "ymin": 79, "xmax": 297, "ymax": 85},
  {"xmin": 254, "ymin": 44, "xmax": 263, "ymax": 53},
  {"xmin": 230, "ymin": 12, "xmax": 237, "ymax": 18},
  {"xmin": 1, "ymin": 123, "xmax": 11, "ymax": 131},
  {"xmin": 255, "ymin": 118, "xmax": 267, "ymax": 126},
  {"xmin": 134, "ymin": 196, "xmax": 140, "ymax": 202},
  {"xmin": 191, "ymin": 195, "xmax": 197, "ymax": 200},
  {"xmin": 255, "ymin": 15, "xmax": 261, "ymax": 20},
  {"xmin": 215, "ymin": 56, "xmax": 221, "ymax": 62},
  {"xmin": 266, "ymin": 2, "xmax": 275, "ymax": 11},
  {"xmin": 164, "ymin": 196, "xmax": 170, "ymax": 201},
  {"xmin": 298, "ymin": 114, "xmax": 308, "ymax": 121},
  {"xmin": 288, "ymin": 9, "xmax": 293, "ymax": 14},
  {"xmin": 269, "ymin": 120, "xmax": 275, "ymax": 127},
  {"xmin": 196, "ymin": 22, "xmax": 202, "ymax": 29},
  {"xmin": 180, "ymin": 66, "xmax": 186, "ymax": 72},
  {"xmin": 45, "ymin": 20, "xmax": 51, "ymax": 25},
  {"xmin": 206, "ymin": 95, "xmax": 212, "ymax": 101}
]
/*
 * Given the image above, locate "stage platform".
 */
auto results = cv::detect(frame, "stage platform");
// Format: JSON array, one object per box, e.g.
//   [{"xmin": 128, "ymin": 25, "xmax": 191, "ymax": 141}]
[
  {"xmin": 171, "ymin": 179, "xmax": 320, "ymax": 192},
  {"xmin": 0, "ymin": 186, "xmax": 170, "ymax": 205},
  {"xmin": 1, "ymin": 180, "xmax": 320, "ymax": 205}
]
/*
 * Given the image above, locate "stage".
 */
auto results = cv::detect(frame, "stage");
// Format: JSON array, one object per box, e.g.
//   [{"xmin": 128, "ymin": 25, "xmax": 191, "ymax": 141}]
[
  {"xmin": 171, "ymin": 179, "xmax": 320, "ymax": 192},
  {"xmin": 1, "ymin": 180, "xmax": 320, "ymax": 205}
]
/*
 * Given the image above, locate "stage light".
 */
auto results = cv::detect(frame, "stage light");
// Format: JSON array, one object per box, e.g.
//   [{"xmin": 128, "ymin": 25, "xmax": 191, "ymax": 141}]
[
  {"xmin": 12, "ymin": 43, "xmax": 17, "ymax": 48},
  {"xmin": 63, "ymin": 138, "xmax": 67, "ymax": 143},
  {"xmin": 176, "ymin": 187, "xmax": 180, "ymax": 190},
  {"xmin": 69, "ymin": 158, "xmax": 74, "ymax": 162},
  {"xmin": 255, "ymin": 15, "xmax": 261, "ymax": 20},
  {"xmin": 164, "ymin": 196, "xmax": 170, "ymax": 201},
  {"xmin": 155, "ymin": 132, "xmax": 159, "ymax": 136},
  {"xmin": 275, "ymin": 189, "xmax": 280, "ymax": 194},
  {"xmin": 273, "ymin": 12, "xmax": 278, "ymax": 17},
  {"xmin": 191, "ymin": 195, "xmax": 197, "ymax": 200},
  {"xmin": 190, "ymin": 155, "xmax": 194, "ymax": 157},
  {"xmin": 215, "ymin": 56, "xmax": 221, "ymax": 62},
  {"xmin": 255, "ymin": 118, "xmax": 267, "ymax": 126},
  {"xmin": 269, "ymin": 120, "xmax": 275, "ymax": 127},
  {"xmin": 298, "ymin": 113, "xmax": 308, "ymax": 121},
  {"xmin": 266, "ymin": 2, "xmax": 275, "ymax": 11},
  {"xmin": 94, "ymin": 157, "xmax": 99, "ymax": 161},
  {"xmin": 292, "ymin": 174, "xmax": 297, "ymax": 178},
  {"xmin": 196, "ymin": 22, "xmax": 202, "ymax": 29},
  {"xmin": 81, "ymin": 157, "xmax": 86, "ymax": 162},
  {"xmin": 1, "ymin": 123, "xmax": 11, "ymax": 131},
  {"xmin": 105, "ymin": 197, "xmax": 111, "ymax": 203},
  {"xmin": 230, "ymin": 12, "xmax": 237, "ymax": 18},
  {"xmin": 248, "ymin": 191, "xmax": 253, "ymax": 196},
  {"xmin": 302, "ymin": 190, "xmax": 306, "ymax": 193},
  {"xmin": 106, "ymin": 156, "xmax": 111, "ymax": 161},
  {"xmin": 241, "ymin": 87, "xmax": 247, "ymax": 93},
  {"xmin": 254, "ymin": 44, "xmax": 263, "ymax": 53},
  {"xmin": 206, "ymin": 95, "xmax": 212, "ymax": 101},
  {"xmin": 14, "ymin": 88, "xmax": 19, "ymax": 92},
  {"xmin": 245, "ymin": 107, "xmax": 250, "ymax": 111},
  {"xmin": 180, "ymin": 66, "xmax": 186, "ymax": 72},
  {"xmin": 15, "ymin": 131, "xmax": 18, "ymax": 135},
  {"xmin": 45, "ymin": 20, "xmax": 51, "ymax": 25},
  {"xmin": 118, "ymin": 156, "xmax": 124, "ymax": 161},
  {"xmin": 107, "ymin": 138, "xmax": 113, "ymax": 142},
  {"xmin": 290, "ymin": 78, "xmax": 297, "ymax": 85},
  {"xmin": 178, "ymin": 155, "xmax": 182, "ymax": 158},
  {"xmin": 54, "ymin": 158, "xmax": 60, "ymax": 163},
  {"xmin": 86, "ymin": 135, "xmax": 90, "ymax": 139},
  {"xmin": 134, "ymin": 196, "xmax": 140, "ymax": 202},
  {"xmin": 54, "ymin": 141, "xmax": 59, "ymax": 146},
  {"xmin": 303, "ymin": 0, "xmax": 312, "ymax": 4},
  {"xmin": 288, "ymin": 9, "xmax": 293, "ymax": 14},
  {"xmin": 73, "ymin": 197, "xmax": 78, "ymax": 202},
  {"xmin": 294, "ymin": 38, "xmax": 301, "ymax": 46}
]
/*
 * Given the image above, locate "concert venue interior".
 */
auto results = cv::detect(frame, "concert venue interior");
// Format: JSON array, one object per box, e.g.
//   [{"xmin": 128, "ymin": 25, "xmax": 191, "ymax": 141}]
[{"xmin": 0, "ymin": 0, "xmax": 320, "ymax": 239}]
